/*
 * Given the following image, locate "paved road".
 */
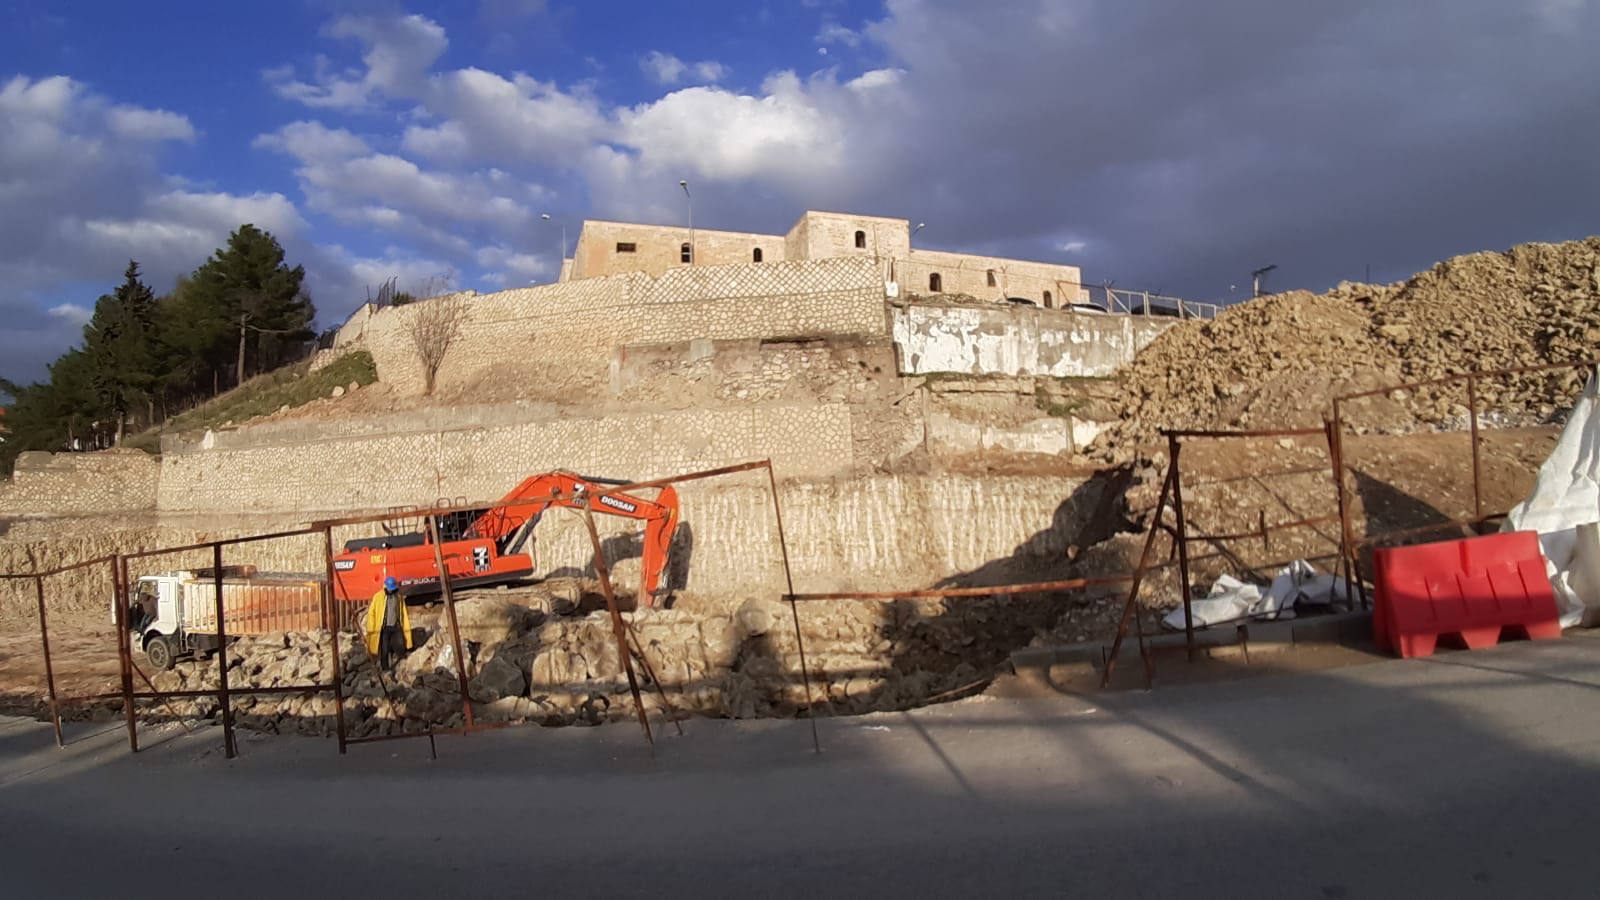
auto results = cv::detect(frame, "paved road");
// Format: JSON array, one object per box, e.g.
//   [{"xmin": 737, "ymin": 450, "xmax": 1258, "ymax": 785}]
[{"xmin": 4, "ymin": 637, "xmax": 1600, "ymax": 899}]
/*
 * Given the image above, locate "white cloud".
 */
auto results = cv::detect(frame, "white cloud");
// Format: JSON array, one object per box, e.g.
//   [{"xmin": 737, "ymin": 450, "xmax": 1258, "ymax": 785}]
[
  {"xmin": 401, "ymin": 68, "xmax": 607, "ymax": 165},
  {"xmin": 253, "ymin": 120, "xmax": 370, "ymax": 160},
  {"xmin": 475, "ymin": 244, "xmax": 549, "ymax": 280},
  {"xmin": 1060, "ymin": 240, "xmax": 1087, "ymax": 254},
  {"xmin": 641, "ymin": 52, "xmax": 729, "ymax": 86},
  {"xmin": 108, "ymin": 106, "xmax": 196, "ymax": 143},
  {"xmin": 265, "ymin": 13, "xmax": 448, "ymax": 110},
  {"xmin": 816, "ymin": 20, "xmax": 861, "ymax": 47},
  {"xmin": 47, "ymin": 303, "xmax": 91, "ymax": 326},
  {"xmin": 0, "ymin": 74, "xmax": 315, "ymax": 381},
  {"xmin": 693, "ymin": 60, "xmax": 730, "ymax": 83},
  {"xmin": 640, "ymin": 51, "xmax": 688, "ymax": 85}
]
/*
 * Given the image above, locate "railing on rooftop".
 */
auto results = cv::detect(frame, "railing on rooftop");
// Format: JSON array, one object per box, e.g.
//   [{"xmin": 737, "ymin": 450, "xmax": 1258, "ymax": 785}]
[{"xmin": 1084, "ymin": 286, "xmax": 1222, "ymax": 321}]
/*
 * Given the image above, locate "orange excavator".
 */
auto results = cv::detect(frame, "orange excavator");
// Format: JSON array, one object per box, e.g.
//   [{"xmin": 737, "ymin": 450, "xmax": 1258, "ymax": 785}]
[{"xmin": 329, "ymin": 472, "xmax": 679, "ymax": 607}]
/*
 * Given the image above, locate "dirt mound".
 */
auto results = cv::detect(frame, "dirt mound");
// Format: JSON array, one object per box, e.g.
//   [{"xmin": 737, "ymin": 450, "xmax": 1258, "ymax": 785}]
[{"xmin": 1095, "ymin": 236, "xmax": 1600, "ymax": 455}]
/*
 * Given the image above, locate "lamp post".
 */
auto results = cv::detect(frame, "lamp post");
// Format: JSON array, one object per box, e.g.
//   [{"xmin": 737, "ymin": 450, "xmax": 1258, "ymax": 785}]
[
  {"xmin": 1251, "ymin": 264, "xmax": 1278, "ymax": 298},
  {"xmin": 540, "ymin": 213, "xmax": 566, "ymax": 280},
  {"xmin": 911, "ymin": 222, "xmax": 926, "ymax": 248},
  {"xmin": 678, "ymin": 180, "xmax": 693, "ymax": 265}
]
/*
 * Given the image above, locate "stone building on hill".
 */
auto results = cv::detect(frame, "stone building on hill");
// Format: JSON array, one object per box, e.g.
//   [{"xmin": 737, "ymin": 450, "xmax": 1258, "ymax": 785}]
[{"xmin": 564, "ymin": 209, "xmax": 1088, "ymax": 309}]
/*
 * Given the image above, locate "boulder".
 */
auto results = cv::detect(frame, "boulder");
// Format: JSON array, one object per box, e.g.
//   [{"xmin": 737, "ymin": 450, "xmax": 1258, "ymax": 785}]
[{"xmin": 468, "ymin": 655, "xmax": 526, "ymax": 703}]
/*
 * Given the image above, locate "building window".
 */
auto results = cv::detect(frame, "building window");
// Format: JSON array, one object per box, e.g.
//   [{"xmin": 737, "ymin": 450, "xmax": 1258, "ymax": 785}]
[
  {"xmin": 753, "ymin": 248, "xmax": 763, "ymax": 263},
  {"xmin": 681, "ymin": 242, "xmax": 692, "ymax": 263},
  {"xmin": 986, "ymin": 270, "xmax": 997, "ymax": 287},
  {"xmin": 1043, "ymin": 290, "xmax": 1053, "ymax": 308},
  {"xmin": 616, "ymin": 242, "xmax": 637, "ymax": 253},
  {"xmin": 854, "ymin": 230, "xmax": 866, "ymax": 249},
  {"xmin": 929, "ymin": 273, "xmax": 943, "ymax": 292}
]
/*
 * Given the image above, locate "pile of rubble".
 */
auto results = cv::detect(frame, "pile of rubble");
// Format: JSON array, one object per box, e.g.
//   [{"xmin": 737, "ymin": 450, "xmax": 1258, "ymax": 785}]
[
  {"xmin": 1094, "ymin": 236, "xmax": 1600, "ymax": 455},
  {"xmin": 145, "ymin": 588, "xmax": 1076, "ymax": 737}
]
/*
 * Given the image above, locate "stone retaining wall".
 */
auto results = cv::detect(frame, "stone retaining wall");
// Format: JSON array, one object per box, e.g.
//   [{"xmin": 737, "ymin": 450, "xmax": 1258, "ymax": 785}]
[{"xmin": 0, "ymin": 451, "xmax": 158, "ymax": 517}]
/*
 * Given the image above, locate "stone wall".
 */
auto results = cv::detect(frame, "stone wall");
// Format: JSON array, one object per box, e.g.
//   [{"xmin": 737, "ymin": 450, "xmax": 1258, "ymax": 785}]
[
  {"xmin": 156, "ymin": 402, "xmax": 855, "ymax": 514},
  {"xmin": 2, "ymin": 471, "xmax": 1092, "ymax": 623},
  {"xmin": 362, "ymin": 256, "xmax": 887, "ymax": 396},
  {"xmin": 891, "ymin": 300, "xmax": 1171, "ymax": 377},
  {"xmin": 0, "ymin": 451, "xmax": 158, "ymax": 517}
]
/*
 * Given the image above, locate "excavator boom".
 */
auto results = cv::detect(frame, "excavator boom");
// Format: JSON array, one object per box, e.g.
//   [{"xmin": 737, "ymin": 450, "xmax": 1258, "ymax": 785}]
[{"xmin": 330, "ymin": 471, "xmax": 680, "ymax": 606}]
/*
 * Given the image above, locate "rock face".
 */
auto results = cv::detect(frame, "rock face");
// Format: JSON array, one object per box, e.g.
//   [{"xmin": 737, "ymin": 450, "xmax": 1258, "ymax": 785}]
[
  {"xmin": 1094, "ymin": 236, "xmax": 1600, "ymax": 454},
  {"xmin": 141, "ymin": 588, "xmax": 1063, "ymax": 738}
]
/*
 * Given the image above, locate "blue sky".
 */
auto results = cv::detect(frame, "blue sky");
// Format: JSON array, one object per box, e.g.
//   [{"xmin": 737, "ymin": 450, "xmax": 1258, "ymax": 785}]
[{"xmin": 3, "ymin": 0, "xmax": 1598, "ymax": 384}]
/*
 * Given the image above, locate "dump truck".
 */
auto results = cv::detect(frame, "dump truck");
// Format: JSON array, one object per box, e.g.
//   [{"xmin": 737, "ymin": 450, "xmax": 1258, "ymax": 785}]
[{"xmin": 119, "ymin": 567, "xmax": 346, "ymax": 670}]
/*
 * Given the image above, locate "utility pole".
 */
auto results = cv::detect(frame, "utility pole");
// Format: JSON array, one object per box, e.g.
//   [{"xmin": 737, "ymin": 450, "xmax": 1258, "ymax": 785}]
[
  {"xmin": 540, "ymin": 213, "xmax": 566, "ymax": 279},
  {"xmin": 679, "ymin": 180, "xmax": 693, "ymax": 265}
]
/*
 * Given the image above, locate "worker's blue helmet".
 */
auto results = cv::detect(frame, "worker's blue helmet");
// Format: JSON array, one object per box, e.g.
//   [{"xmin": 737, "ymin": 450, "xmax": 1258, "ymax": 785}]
[{"xmin": 384, "ymin": 577, "xmax": 398, "ymax": 591}]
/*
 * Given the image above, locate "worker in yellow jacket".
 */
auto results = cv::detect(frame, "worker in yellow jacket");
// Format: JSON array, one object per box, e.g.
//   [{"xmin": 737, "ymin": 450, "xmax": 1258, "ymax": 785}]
[{"xmin": 364, "ymin": 577, "xmax": 414, "ymax": 669}]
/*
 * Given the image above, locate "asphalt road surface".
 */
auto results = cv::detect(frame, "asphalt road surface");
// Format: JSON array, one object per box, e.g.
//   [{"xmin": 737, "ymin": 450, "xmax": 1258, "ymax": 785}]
[{"xmin": 4, "ymin": 636, "xmax": 1600, "ymax": 899}]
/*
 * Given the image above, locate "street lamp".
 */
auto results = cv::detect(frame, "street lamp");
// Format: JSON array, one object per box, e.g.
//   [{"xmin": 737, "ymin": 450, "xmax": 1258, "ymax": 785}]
[
  {"xmin": 679, "ymin": 180, "xmax": 693, "ymax": 265},
  {"xmin": 911, "ymin": 222, "xmax": 926, "ymax": 248},
  {"xmin": 1251, "ymin": 264, "xmax": 1278, "ymax": 298},
  {"xmin": 540, "ymin": 213, "xmax": 566, "ymax": 279}
]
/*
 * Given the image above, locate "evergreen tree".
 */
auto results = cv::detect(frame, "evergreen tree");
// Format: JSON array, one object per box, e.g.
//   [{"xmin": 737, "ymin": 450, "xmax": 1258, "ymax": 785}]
[
  {"xmin": 183, "ymin": 224, "xmax": 315, "ymax": 387},
  {"xmin": 83, "ymin": 261, "xmax": 160, "ymax": 442}
]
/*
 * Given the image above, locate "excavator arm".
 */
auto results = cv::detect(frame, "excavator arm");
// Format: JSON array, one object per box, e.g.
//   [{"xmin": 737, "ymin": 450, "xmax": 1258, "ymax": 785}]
[
  {"xmin": 332, "ymin": 470, "xmax": 681, "ymax": 606},
  {"xmin": 465, "ymin": 471, "xmax": 680, "ymax": 604}
]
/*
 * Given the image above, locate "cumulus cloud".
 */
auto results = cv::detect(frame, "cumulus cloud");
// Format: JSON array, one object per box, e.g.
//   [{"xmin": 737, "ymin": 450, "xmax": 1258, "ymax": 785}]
[
  {"xmin": 0, "ymin": 75, "xmax": 302, "ymax": 381},
  {"xmin": 265, "ymin": 13, "xmax": 448, "ymax": 110},
  {"xmin": 639, "ymin": 52, "xmax": 730, "ymax": 86},
  {"xmin": 107, "ymin": 106, "xmax": 196, "ymax": 143}
]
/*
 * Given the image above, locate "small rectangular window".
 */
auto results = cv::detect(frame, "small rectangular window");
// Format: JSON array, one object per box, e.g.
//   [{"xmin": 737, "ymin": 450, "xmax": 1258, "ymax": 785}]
[{"xmin": 616, "ymin": 242, "xmax": 637, "ymax": 253}]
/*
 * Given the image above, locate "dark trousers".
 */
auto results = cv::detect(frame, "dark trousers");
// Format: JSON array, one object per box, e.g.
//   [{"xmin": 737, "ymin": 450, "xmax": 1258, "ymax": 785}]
[{"xmin": 378, "ymin": 625, "xmax": 405, "ymax": 669}]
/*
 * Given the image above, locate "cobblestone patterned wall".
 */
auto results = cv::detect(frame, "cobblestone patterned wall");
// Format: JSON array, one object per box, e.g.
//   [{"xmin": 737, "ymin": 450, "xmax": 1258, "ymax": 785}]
[
  {"xmin": 362, "ymin": 257, "xmax": 887, "ymax": 396},
  {"xmin": 0, "ymin": 451, "xmax": 158, "ymax": 517},
  {"xmin": 156, "ymin": 403, "xmax": 854, "ymax": 514}
]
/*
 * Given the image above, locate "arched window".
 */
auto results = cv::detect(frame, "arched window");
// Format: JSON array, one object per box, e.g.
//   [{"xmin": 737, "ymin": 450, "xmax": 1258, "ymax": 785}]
[
  {"xmin": 854, "ymin": 230, "xmax": 866, "ymax": 249},
  {"xmin": 753, "ymin": 247, "xmax": 763, "ymax": 263},
  {"xmin": 1043, "ymin": 290, "xmax": 1053, "ymax": 308},
  {"xmin": 929, "ymin": 273, "xmax": 943, "ymax": 292},
  {"xmin": 986, "ymin": 270, "xmax": 997, "ymax": 287},
  {"xmin": 680, "ymin": 242, "xmax": 692, "ymax": 263}
]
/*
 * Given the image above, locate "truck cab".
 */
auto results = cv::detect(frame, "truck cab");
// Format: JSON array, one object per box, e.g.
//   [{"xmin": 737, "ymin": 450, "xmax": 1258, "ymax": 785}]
[{"xmin": 119, "ymin": 573, "xmax": 223, "ymax": 671}]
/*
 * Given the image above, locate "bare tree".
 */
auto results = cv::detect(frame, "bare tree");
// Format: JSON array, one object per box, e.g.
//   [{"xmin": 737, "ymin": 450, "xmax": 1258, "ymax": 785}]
[{"xmin": 406, "ymin": 294, "xmax": 471, "ymax": 395}]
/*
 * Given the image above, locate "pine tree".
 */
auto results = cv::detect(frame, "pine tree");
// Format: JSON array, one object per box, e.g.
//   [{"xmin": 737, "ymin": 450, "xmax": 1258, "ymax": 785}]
[
  {"xmin": 83, "ymin": 261, "xmax": 160, "ymax": 442},
  {"xmin": 183, "ymin": 225, "xmax": 316, "ymax": 387}
]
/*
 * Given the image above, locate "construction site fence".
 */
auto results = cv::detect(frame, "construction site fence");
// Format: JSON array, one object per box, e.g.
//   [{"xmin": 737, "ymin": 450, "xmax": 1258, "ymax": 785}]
[{"xmin": 1, "ymin": 459, "xmax": 815, "ymax": 762}]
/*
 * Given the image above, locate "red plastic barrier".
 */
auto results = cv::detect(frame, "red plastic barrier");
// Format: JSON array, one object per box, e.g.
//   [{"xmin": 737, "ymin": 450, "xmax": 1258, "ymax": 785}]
[{"xmin": 1372, "ymin": 531, "xmax": 1562, "ymax": 658}]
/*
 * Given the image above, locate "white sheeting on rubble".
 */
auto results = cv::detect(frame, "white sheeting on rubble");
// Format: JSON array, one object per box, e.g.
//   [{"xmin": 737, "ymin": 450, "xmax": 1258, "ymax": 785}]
[
  {"xmin": 1503, "ymin": 368, "xmax": 1600, "ymax": 628},
  {"xmin": 1162, "ymin": 561, "xmax": 1348, "ymax": 630}
]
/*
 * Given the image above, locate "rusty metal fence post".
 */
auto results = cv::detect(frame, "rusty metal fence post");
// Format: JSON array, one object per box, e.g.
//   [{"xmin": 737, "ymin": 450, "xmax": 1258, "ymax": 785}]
[
  {"xmin": 322, "ymin": 526, "xmax": 349, "ymax": 754},
  {"xmin": 211, "ymin": 543, "xmax": 238, "ymax": 759},
  {"xmin": 1166, "ymin": 434, "xmax": 1198, "ymax": 662},
  {"xmin": 426, "ymin": 515, "xmax": 475, "ymax": 730},
  {"xmin": 31, "ymin": 575, "xmax": 63, "ymax": 748}
]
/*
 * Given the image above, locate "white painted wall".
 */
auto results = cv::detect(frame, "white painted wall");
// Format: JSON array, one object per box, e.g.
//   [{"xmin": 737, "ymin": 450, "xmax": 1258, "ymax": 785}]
[{"xmin": 892, "ymin": 302, "xmax": 1171, "ymax": 377}]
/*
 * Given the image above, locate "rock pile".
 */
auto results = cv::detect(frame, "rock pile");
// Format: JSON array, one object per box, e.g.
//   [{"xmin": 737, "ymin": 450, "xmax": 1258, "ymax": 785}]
[
  {"xmin": 144, "ymin": 588, "xmax": 1072, "ymax": 738},
  {"xmin": 1094, "ymin": 236, "xmax": 1600, "ymax": 454}
]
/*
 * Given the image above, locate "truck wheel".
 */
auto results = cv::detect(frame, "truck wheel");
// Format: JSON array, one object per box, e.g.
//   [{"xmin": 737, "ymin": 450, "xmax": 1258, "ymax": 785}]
[{"xmin": 145, "ymin": 635, "xmax": 175, "ymax": 671}]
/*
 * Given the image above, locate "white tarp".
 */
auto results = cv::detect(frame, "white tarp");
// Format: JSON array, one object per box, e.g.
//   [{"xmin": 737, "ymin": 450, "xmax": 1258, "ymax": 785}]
[
  {"xmin": 1502, "ymin": 368, "xmax": 1600, "ymax": 628},
  {"xmin": 1162, "ymin": 561, "xmax": 1349, "ymax": 630}
]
